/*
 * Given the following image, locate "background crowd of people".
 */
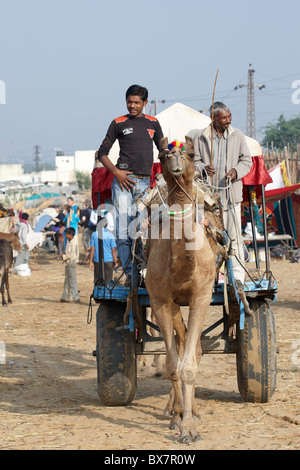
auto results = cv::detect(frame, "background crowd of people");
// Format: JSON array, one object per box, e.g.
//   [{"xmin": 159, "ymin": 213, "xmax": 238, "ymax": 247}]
[{"xmin": 11, "ymin": 196, "xmax": 118, "ymax": 303}]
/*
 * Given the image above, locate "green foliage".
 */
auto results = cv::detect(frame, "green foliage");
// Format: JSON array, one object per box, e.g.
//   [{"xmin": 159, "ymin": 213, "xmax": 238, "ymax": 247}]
[
  {"xmin": 74, "ymin": 171, "xmax": 92, "ymax": 190},
  {"xmin": 262, "ymin": 114, "xmax": 300, "ymax": 152}
]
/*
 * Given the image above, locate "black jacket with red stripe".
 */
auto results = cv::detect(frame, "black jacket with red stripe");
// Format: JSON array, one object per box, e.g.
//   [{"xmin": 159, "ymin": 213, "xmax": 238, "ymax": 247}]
[{"xmin": 98, "ymin": 114, "xmax": 164, "ymax": 176}]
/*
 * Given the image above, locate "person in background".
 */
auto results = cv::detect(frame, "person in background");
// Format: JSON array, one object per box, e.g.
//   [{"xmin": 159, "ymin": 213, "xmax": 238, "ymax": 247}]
[
  {"xmin": 49, "ymin": 204, "xmax": 66, "ymax": 254},
  {"xmin": 57, "ymin": 220, "xmax": 66, "ymax": 260},
  {"xmin": 64, "ymin": 197, "xmax": 80, "ymax": 262},
  {"xmin": 60, "ymin": 227, "xmax": 80, "ymax": 303},
  {"xmin": 89, "ymin": 224, "xmax": 118, "ymax": 285},
  {"xmin": 14, "ymin": 212, "xmax": 30, "ymax": 269},
  {"xmin": 80, "ymin": 199, "xmax": 95, "ymax": 264}
]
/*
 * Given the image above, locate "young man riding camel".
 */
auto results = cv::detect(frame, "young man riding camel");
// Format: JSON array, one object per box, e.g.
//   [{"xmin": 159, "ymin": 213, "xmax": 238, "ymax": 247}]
[{"xmin": 96, "ymin": 84, "xmax": 164, "ymax": 286}]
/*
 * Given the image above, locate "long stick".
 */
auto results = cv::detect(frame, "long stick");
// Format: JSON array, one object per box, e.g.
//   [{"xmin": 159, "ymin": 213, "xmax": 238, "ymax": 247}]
[{"xmin": 210, "ymin": 68, "xmax": 219, "ymax": 166}]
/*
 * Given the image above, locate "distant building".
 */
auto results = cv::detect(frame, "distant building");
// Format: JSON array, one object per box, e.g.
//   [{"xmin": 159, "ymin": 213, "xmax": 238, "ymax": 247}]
[
  {"xmin": 0, "ymin": 164, "xmax": 24, "ymax": 180},
  {"xmin": 55, "ymin": 150, "xmax": 96, "ymax": 185}
]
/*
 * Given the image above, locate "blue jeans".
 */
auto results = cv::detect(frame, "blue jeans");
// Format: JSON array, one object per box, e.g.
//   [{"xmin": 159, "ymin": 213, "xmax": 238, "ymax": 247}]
[{"xmin": 111, "ymin": 175, "xmax": 149, "ymax": 276}]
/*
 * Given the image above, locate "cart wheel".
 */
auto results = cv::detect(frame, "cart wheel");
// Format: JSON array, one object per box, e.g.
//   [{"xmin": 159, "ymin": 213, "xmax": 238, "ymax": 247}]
[
  {"xmin": 96, "ymin": 300, "xmax": 137, "ymax": 406},
  {"xmin": 236, "ymin": 298, "xmax": 277, "ymax": 403}
]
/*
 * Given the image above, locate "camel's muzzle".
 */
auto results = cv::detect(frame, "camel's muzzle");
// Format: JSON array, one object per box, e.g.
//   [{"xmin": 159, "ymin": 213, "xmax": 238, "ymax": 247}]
[{"xmin": 166, "ymin": 152, "xmax": 186, "ymax": 177}]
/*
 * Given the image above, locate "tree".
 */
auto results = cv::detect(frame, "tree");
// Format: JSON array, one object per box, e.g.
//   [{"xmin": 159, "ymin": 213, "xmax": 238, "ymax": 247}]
[
  {"xmin": 261, "ymin": 114, "xmax": 300, "ymax": 152},
  {"xmin": 74, "ymin": 171, "xmax": 92, "ymax": 190}
]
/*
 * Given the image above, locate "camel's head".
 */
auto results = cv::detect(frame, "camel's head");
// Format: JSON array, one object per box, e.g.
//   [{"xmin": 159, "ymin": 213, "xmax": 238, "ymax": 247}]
[{"xmin": 158, "ymin": 136, "xmax": 194, "ymax": 178}]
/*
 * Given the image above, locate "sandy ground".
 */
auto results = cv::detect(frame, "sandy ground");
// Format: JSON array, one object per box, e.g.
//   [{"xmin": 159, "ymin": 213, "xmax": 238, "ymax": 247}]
[{"xmin": 0, "ymin": 241, "xmax": 299, "ymax": 451}]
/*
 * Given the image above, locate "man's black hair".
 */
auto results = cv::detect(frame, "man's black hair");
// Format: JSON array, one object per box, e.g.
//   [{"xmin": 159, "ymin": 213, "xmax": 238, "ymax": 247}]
[
  {"xmin": 65, "ymin": 227, "xmax": 75, "ymax": 236},
  {"xmin": 126, "ymin": 84, "xmax": 148, "ymax": 101}
]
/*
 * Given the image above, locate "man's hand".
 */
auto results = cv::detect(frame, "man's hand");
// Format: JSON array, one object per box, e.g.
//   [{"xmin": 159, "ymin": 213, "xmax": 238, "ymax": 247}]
[
  {"xmin": 226, "ymin": 168, "xmax": 237, "ymax": 181},
  {"xmin": 114, "ymin": 168, "xmax": 136, "ymax": 191},
  {"xmin": 204, "ymin": 165, "xmax": 216, "ymax": 177}
]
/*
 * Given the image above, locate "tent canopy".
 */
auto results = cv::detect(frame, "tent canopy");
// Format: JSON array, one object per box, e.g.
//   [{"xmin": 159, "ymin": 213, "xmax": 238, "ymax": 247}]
[
  {"xmin": 26, "ymin": 192, "xmax": 60, "ymax": 201},
  {"xmin": 25, "ymin": 192, "xmax": 62, "ymax": 209}
]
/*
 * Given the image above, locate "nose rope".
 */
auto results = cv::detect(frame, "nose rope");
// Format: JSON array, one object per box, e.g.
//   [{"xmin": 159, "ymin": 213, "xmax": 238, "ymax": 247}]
[{"xmin": 171, "ymin": 174, "xmax": 195, "ymax": 205}]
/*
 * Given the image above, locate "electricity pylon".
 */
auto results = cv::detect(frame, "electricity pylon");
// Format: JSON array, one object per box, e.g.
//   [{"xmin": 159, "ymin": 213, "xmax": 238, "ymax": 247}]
[{"xmin": 235, "ymin": 65, "xmax": 265, "ymax": 139}]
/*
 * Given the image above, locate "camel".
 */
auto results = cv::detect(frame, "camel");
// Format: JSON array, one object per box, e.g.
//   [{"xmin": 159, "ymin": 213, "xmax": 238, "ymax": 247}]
[{"xmin": 145, "ymin": 136, "xmax": 221, "ymax": 443}]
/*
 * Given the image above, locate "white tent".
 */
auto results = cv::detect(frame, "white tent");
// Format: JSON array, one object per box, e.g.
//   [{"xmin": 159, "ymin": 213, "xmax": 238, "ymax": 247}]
[
  {"xmin": 100, "ymin": 102, "xmax": 262, "ymax": 166},
  {"xmin": 156, "ymin": 102, "xmax": 210, "ymax": 142},
  {"xmin": 154, "ymin": 102, "xmax": 262, "ymax": 160}
]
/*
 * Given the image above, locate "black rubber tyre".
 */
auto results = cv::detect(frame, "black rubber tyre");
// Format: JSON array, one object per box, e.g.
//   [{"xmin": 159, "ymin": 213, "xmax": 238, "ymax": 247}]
[
  {"xmin": 236, "ymin": 298, "xmax": 277, "ymax": 403},
  {"xmin": 96, "ymin": 300, "xmax": 137, "ymax": 406}
]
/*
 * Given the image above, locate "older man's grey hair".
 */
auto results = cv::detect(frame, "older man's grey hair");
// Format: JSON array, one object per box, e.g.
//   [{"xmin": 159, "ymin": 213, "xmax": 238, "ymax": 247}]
[{"xmin": 209, "ymin": 102, "xmax": 230, "ymax": 118}]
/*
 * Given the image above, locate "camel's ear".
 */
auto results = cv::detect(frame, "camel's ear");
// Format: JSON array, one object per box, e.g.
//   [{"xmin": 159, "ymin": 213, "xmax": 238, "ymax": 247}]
[
  {"xmin": 185, "ymin": 136, "xmax": 194, "ymax": 157},
  {"xmin": 185, "ymin": 136, "xmax": 193, "ymax": 149},
  {"xmin": 158, "ymin": 137, "xmax": 169, "ymax": 160},
  {"xmin": 159, "ymin": 136, "xmax": 169, "ymax": 151}
]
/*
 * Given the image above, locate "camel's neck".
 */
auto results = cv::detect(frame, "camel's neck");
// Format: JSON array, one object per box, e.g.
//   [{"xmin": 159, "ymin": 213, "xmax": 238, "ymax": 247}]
[
  {"xmin": 168, "ymin": 227, "xmax": 197, "ymax": 283},
  {"xmin": 167, "ymin": 176, "xmax": 193, "ymax": 209},
  {"xmin": 166, "ymin": 177, "xmax": 197, "ymax": 277}
]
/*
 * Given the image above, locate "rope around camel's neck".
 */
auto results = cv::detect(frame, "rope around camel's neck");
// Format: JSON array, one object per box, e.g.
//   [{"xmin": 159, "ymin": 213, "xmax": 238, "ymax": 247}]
[
  {"xmin": 167, "ymin": 174, "xmax": 194, "ymax": 208},
  {"xmin": 166, "ymin": 175, "xmax": 198, "ymax": 253}
]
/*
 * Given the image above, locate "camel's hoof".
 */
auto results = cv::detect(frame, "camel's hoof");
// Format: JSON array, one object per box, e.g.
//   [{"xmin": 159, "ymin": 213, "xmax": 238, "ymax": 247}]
[
  {"xmin": 179, "ymin": 433, "xmax": 202, "ymax": 444},
  {"xmin": 169, "ymin": 416, "xmax": 181, "ymax": 430},
  {"xmin": 180, "ymin": 435, "xmax": 191, "ymax": 444},
  {"xmin": 169, "ymin": 420, "xmax": 180, "ymax": 431},
  {"xmin": 154, "ymin": 370, "xmax": 163, "ymax": 377}
]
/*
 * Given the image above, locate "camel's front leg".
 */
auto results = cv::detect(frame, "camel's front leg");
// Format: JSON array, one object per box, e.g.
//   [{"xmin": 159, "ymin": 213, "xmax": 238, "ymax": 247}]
[
  {"xmin": 151, "ymin": 302, "xmax": 183, "ymax": 430},
  {"xmin": 178, "ymin": 298, "xmax": 210, "ymax": 443}
]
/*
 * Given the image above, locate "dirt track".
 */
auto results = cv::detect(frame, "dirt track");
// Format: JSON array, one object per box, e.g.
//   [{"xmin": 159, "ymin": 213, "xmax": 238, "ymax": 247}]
[{"xmin": 0, "ymin": 243, "xmax": 299, "ymax": 451}]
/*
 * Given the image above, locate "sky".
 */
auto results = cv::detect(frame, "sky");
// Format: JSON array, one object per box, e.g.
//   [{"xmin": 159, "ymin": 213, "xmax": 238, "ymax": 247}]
[{"xmin": 0, "ymin": 0, "xmax": 299, "ymax": 166}]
